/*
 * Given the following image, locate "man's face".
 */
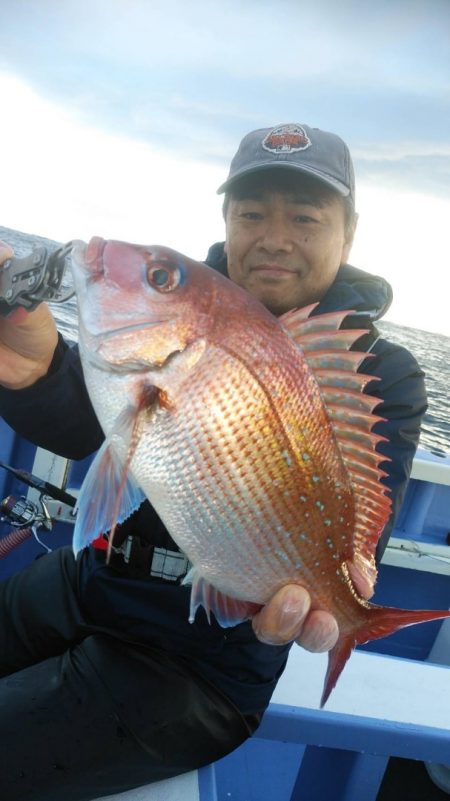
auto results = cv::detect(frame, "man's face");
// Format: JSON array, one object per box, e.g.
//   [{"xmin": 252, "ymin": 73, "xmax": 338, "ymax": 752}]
[{"xmin": 224, "ymin": 177, "xmax": 356, "ymax": 316}]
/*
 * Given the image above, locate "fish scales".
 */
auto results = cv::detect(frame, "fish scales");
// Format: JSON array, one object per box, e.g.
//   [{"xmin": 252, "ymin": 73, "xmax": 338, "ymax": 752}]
[
  {"xmin": 71, "ymin": 237, "xmax": 450, "ymax": 706},
  {"xmin": 146, "ymin": 340, "xmax": 353, "ymax": 603}
]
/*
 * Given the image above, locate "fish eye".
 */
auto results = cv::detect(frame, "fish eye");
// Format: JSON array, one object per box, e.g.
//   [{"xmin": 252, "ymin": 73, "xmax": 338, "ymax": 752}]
[{"xmin": 146, "ymin": 261, "xmax": 181, "ymax": 292}]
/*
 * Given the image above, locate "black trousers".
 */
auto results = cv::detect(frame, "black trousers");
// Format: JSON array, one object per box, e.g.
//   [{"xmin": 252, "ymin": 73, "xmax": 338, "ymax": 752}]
[{"xmin": 0, "ymin": 548, "xmax": 255, "ymax": 801}]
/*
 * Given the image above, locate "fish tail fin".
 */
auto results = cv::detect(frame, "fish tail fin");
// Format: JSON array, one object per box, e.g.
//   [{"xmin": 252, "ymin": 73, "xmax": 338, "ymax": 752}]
[{"xmin": 321, "ymin": 605, "xmax": 450, "ymax": 708}]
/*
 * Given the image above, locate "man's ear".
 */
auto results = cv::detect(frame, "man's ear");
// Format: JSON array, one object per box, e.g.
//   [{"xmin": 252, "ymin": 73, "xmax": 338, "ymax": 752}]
[{"xmin": 342, "ymin": 211, "xmax": 358, "ymax": 264}]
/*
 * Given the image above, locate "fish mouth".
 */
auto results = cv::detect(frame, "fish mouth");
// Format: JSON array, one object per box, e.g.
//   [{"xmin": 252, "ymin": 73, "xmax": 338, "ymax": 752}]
[
  {"xmin": 71, "ymin": 237, "xmax": 106, "ymax": 276},
  {"xmin": 85, "ymin": 236, "xmax": 107, "ymax": 267}
]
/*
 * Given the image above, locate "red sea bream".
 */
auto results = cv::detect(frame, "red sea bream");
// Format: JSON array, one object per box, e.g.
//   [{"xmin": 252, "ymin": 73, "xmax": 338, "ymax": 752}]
[{"xmin": 70, "ymin": 237, "xmax": 450, "ymax": 706}]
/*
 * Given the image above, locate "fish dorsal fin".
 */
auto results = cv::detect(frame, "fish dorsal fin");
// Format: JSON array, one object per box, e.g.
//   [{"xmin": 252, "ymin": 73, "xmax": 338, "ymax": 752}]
[{"xmin": 280, "ymin": 306, "xmax": 391, "ymax": 571}]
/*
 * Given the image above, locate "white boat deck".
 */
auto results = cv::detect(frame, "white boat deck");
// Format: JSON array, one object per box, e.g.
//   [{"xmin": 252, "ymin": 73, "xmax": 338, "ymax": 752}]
[{"xmin": 271, "ymin": 646, "xmax": 450, "ymax": 728}]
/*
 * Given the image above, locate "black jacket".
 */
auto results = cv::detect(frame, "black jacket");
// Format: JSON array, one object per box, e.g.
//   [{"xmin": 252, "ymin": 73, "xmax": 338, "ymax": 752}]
[{"xmin": 0, "ymin": 250, "xmax": 427, "ymax": 714}]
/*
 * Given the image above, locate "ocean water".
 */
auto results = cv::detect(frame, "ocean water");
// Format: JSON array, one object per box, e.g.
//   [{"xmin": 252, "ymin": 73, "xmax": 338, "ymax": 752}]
[{"xmin": 1, "ymin": 225, "xmax": 449, "ymax": 457}]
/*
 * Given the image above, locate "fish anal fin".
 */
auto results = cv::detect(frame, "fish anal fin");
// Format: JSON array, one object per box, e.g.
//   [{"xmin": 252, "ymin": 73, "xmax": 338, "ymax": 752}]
[
  {"xmin": 321, "ymin": 604, "xmax": 450, "ymax": 707},
  {"xmin": 183, "ymin": 568, "xmax": 262, "ymax": 627}
]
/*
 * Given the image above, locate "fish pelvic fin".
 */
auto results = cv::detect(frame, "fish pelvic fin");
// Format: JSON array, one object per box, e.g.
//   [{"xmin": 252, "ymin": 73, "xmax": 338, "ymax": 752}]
[
  {"xmin": 321, "ymin": 604, "xmax": 450, "ymax": 708},
  {"xmin": 184, "ymin": 567, "xmax": 262, "ymax": 627}
]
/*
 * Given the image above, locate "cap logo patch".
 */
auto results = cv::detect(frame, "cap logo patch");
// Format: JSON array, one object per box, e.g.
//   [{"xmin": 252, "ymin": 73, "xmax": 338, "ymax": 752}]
[{"xmin": 262, "ymin": 124, "xmax": 311, "ymax": 154}]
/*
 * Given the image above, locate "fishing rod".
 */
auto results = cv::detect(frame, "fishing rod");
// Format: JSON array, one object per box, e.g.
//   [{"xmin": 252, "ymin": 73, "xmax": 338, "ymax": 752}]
[
  {"xmin": 0, "ymin": 461, "xmax": 77, "ymax": 508},
  {"xmin": 0, "ymin": 461, "xmax": 77, "ymax": 558}
]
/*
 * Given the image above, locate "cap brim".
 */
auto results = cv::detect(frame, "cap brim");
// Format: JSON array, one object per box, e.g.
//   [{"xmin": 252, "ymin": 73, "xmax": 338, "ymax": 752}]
[{"xmin": 217, "ymin": 162, "xmax": 351, "ymax": 198}]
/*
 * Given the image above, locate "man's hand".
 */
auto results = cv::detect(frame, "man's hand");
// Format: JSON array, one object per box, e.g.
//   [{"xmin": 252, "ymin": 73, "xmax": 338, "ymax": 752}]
[
  {"xmin": 252, "ymin": 559, "xmax": 375, "ymax": 652},
  {"xmin": 0, "ymin": 241, "xmax": 59, "ymax": 389}
]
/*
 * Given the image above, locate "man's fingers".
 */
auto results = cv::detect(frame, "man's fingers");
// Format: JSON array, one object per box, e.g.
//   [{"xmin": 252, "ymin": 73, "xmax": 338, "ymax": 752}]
[
  {"xmin": 0, "ymin": 241, "xmax": 14, "ymax": 262},
  {"xmin": 5, "ymin": 307, "xmax": 29, "ymax": 324},
  {"xmin": 294, "ymin": 610, "xmax": 339, "ymax": 652},
  {"xmin": 252, "ymin": 585, "xmax": 311, "ymax": 645},
  {"xmin": 252, "ymin": 585, "xmax": 340, "ymax": 652}
]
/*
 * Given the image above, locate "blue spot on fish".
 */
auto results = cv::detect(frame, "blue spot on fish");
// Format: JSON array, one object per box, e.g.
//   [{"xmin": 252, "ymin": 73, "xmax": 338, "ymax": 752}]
[
  {"xmin": 282, "ymin": 450, "xmax": 293, "ymax": 467},
  {"xmin": 302, "ymin": 453, "xmax": 310, "ymax": 461}
]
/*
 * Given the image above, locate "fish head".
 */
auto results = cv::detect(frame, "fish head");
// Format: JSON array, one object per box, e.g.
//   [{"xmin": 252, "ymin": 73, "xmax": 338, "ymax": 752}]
[{"xmin": 70, "ymin": 237, "xmax": 220, "ymax": 371}]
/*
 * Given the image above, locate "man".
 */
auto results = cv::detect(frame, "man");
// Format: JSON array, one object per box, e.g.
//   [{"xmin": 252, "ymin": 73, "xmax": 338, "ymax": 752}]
[{"xmin": 0, "ymin": 123, "xmax": 426, "ymax": 800}]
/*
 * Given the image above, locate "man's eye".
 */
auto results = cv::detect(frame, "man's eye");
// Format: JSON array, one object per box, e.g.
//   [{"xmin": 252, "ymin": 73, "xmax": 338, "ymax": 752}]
[
  {"xmin": 294, "ymin": 215, "xmax": 317, "ymax": 224},
  {"xmin": 241, "ymin": 212, "xmax": 262, "ymax": 220}
]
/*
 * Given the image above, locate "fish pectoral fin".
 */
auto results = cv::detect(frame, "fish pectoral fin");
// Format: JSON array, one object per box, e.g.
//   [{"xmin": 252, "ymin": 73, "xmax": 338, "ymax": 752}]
[
  {"xmin": 72, "ymin": 436, "xmax": 146, "ymax": 554},
  {"xmin": 183, "ymin": 568, "xmax": 262, "ymax": 627},
  {"xmin": 78, "ymin": 389, "xmax": 165, "ymax": 558}
]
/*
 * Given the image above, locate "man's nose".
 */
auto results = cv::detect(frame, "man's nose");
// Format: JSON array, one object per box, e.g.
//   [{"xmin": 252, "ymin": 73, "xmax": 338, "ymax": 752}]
[{"xmin": 258, "ymin": 218, "xmax": 293, "ymax": 252}]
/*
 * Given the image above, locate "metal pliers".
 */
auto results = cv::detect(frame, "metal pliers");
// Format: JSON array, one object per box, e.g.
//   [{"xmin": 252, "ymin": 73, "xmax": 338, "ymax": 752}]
[{"xmin": 0, "ymin": 242, "xmax": 75, "ymax": 317}]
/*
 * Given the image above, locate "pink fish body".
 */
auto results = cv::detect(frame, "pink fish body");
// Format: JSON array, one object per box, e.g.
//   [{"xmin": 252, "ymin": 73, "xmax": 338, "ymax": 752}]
[{"xmin": 71, "ymin": 237, "xmax": 450, "ymax": 705}]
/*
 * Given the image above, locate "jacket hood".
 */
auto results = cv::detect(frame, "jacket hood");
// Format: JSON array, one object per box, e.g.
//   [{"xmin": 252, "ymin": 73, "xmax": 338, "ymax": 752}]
[{"xmin": 204, "ymin": 242, "xmax": 393, "ymax": 323}]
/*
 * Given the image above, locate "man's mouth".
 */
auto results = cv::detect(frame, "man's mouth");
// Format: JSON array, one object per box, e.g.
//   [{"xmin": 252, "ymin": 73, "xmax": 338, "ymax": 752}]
[{"xmin": 249, "ymin": 265, "xmax": 297, "ymax": 279}]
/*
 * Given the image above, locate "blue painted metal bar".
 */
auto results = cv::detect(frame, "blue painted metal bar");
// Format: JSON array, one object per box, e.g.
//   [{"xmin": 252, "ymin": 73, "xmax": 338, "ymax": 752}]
[
  {"xmin": 198, "ymin": 763, "xmax": 218, "ymax": 801},
  {"xmin": 289, "ymin": 747, "xmax": 388, "ymax": 801},
  {"xmin": 256, "ymin": 704, "xmax": 450, "ymax": 764},
  {"xmin": 401, "ymin": 480, "xmax": 436, "ymax": 539}
]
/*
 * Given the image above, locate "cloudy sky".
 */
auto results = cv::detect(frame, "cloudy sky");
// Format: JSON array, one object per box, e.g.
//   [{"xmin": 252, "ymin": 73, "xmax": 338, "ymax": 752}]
[{"xmin": 0, "ymin": 0, "xmax": 449, "ymax": 334}]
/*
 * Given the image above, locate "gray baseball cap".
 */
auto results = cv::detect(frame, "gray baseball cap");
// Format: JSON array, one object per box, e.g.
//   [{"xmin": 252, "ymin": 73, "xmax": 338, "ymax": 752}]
[{"xmin": 217, "ymin": 123, "xmax": 355, "ymax": 206}]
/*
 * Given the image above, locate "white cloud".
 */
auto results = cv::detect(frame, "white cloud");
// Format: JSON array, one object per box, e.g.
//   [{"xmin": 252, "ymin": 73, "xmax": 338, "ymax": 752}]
[
  {"xmin": 351, "ymin": 183, "xmax": 450, "ymax": 336},
  {"xmin": 1, "ymin": 72, "xmax": 449, "ymax": 336},
  {"xmin": 0, "ymin": 73, "xmax": 225, "ymax": 256}
]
